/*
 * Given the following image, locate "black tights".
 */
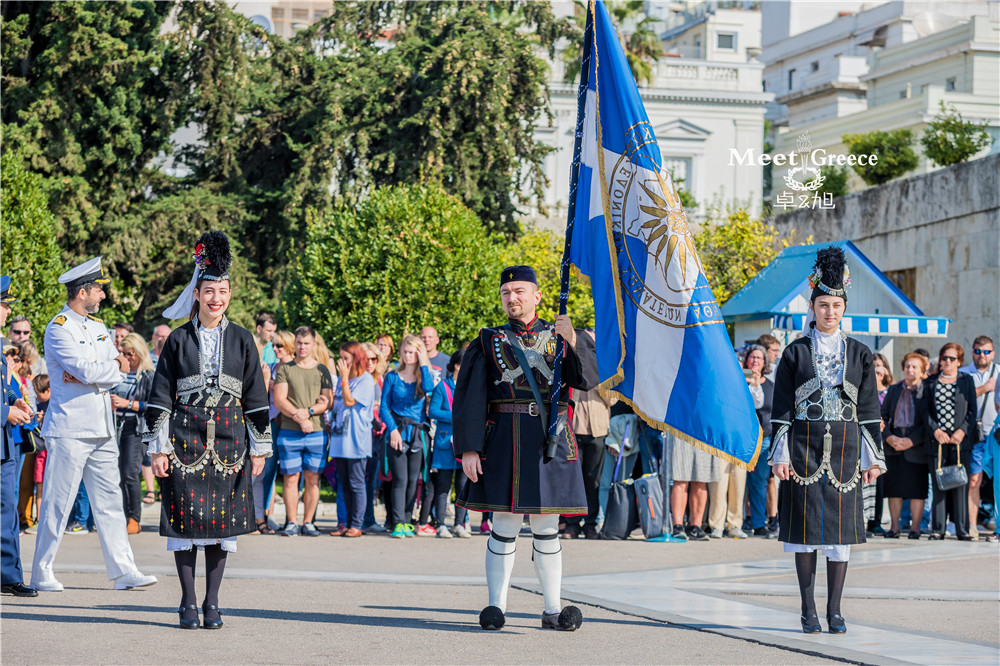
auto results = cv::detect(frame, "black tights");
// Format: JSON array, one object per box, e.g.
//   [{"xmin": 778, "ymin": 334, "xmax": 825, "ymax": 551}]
[
  {"xmin": 174, "ymin": 545, "xmax": 228, "ymax": 621},
  {"xmin": 794, "ymin": 552, "xmax": 817, "ymax": 618},
  {"xmin": 794, "ymin": 552, "xmax": 848, "ymax": 619},
  {"xmin": 826, "ymin": 559, "xmax": 848, "ymax": 618}
]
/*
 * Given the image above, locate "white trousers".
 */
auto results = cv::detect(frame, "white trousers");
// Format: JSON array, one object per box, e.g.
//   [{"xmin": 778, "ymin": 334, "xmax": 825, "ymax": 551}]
[{"xmin": 31, "ymin": 436, "xmax": 139, "ymax": 583}]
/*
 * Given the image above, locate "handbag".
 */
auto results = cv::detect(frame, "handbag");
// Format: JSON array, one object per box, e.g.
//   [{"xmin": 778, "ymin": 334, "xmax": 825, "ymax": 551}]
[
  {"xmin": 935, "ymin": 442, "xmax": 968, "ymax": 491},
  {"xmin": 600, "ymin": 424, "xmax": 638, "ymax": 540},
  {"xmin": 633, "ymin": 433, "xmax": 665, "ymax": 539}
]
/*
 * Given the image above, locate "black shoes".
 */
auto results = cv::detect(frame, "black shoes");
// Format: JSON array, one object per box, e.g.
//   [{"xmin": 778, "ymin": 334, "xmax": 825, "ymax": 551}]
[
  {"xmin": 542, "ymin": 606, "xmax": 583, "ymax": 631},
  {"xmin": 685, "ymin": 526, "xmax": 710, "ymax": 541},
  {"xmin": 827, "ymin": 613, "xmax": 847, "ymax": 634},
  {"xmin": 752, "ymin": 527, "xmax": 777, "ymax": 539},
  {"xmin": 178, "ymin": 605, "xmax": 200, "ymax": 629},
  {"xmin": 202, "ymin": 603, "xmax": 223, "ymax": 629},
  {"xmin": 479, "ymin": 605, "xmax": 505, "ymax": 630},
  {"xmin": 800, "ymin": 612, "xmax": 822, "ymax": 634},
  {"xmin": 1, "ymin": 583, "xmax": 38, "ymax": 597}
]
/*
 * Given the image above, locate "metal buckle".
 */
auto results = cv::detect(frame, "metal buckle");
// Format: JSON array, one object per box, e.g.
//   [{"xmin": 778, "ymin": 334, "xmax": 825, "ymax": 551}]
[{"xmin": 528, "ymin": 402, "xmax": 540, "ymax": 417}]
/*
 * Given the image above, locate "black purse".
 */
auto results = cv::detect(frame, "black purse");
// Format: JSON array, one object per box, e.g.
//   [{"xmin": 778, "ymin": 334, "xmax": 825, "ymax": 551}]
[
  {"xmin": 935, "ymin": 442, "xmax": 968, "ymax": 491},
  {"xmin": 600, "ymin": 423, "xmax": 638, "ymax": 540}
]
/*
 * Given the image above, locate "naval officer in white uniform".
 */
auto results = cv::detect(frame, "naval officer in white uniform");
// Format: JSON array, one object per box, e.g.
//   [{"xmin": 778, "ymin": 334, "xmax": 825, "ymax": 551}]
[{"xmin": 30, "ymin": 257, "xmax": 157, "ymax": 592}]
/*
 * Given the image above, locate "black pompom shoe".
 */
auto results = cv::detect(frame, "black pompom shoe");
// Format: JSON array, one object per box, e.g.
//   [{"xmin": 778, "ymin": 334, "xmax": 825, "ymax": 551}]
[
  {"xmin": 479, "ymin": 605, "xmax": 505, "ymax": 631},
  {"xmin": 542, "ymin": 606, "xmax": 583, "ymax": 631}
]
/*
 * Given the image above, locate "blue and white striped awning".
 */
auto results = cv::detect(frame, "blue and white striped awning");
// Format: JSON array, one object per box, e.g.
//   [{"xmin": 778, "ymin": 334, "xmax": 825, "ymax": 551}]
[{"xmin": 772, "ymin": 313, "xmax": 950, "ymax": 337}]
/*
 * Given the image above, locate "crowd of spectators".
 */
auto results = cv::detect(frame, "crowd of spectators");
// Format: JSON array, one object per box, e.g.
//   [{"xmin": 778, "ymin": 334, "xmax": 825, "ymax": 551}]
[{"xmin": 4, "ymin": 311, "xmax": 998, "ymax": 544}]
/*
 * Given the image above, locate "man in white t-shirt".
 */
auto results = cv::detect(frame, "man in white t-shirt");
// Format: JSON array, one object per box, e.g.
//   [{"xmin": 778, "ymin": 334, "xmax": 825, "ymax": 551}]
[{"xmin": 960, "ymin": 335, "xmax": 998, "ymax": 534}]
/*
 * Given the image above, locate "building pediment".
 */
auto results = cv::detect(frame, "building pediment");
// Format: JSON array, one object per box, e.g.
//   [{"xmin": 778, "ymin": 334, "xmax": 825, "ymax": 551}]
[{"xmin": 653, "ymin": 119, "xmax": 712, "ymax": 141}]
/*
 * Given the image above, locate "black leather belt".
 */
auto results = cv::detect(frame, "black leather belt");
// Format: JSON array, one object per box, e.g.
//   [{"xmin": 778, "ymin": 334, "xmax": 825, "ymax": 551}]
[{"xmin": 489, "ymin": 402, "xmax": 568, "ymax": 417}]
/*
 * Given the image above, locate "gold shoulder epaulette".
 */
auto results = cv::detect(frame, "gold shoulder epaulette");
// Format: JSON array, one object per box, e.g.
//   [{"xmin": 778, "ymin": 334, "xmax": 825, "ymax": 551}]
[
  {"xmin": 86, "ymin": 314, "xmax": 104, "ymax": 323},
  {"xmin": 53, "ymin": 315, "xmax": 67, "ymax": 326}
]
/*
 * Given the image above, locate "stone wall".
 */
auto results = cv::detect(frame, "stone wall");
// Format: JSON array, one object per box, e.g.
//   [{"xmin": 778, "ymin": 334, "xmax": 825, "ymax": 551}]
[{"xmin": 772, "ymin": 154, "xmax": 1000, "ymax": 356}]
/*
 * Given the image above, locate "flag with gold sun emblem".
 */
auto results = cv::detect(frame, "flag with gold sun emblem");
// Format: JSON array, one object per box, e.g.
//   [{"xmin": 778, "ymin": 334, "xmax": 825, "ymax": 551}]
[{"xmin": 566, "ymin": 0, "xmax": 761, "ymax": 469}]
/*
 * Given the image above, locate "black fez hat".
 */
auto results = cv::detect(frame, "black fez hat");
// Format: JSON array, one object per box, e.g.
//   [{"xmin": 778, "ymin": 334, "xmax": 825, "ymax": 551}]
[
  {"xmin": 500, "ymin": 265, "xmax": 537, "ymax": 287},
  {"xmin": 808, "ymin": 246, "xmax": 850, "ymax": 302},
  {"xmin": 194, "ymin": 231, "xmax": 232, "ymax": 282}
]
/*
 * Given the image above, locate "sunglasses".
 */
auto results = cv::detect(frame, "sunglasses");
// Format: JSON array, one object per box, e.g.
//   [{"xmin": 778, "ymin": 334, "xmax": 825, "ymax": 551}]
[
  {"xmin": 274, "ymin": 344, "xmax": 285, "ymax": 349},
  {"xmin": 939, "ymin": 356, "xmax": 958, "ymax": 362},
  {"xmin": 367, "ymin": 356, "xmax": 377, "ymax": 361},
  {"xmin": 11, "ymin": 329, "xmax": 29, "ymax": 335},
  {"xmin": 973, "ymin": 349, "xmax": 993, "ymax": 355}
]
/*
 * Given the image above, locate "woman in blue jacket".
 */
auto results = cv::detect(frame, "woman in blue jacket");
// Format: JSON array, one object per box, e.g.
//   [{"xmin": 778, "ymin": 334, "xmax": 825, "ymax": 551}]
[
  {"xmin": 379, "ymin": 335, "xmax": 434, "ymax": 538},
  {"xmin": 427, "ymin": 349, "xmax": 471, "ymax": 538}
]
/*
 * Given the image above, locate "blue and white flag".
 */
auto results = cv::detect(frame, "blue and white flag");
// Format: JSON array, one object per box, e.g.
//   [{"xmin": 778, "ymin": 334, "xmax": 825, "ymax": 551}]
[{"xmin": 567, "ymin": 0, "xmax": 761, "ymax": 469}]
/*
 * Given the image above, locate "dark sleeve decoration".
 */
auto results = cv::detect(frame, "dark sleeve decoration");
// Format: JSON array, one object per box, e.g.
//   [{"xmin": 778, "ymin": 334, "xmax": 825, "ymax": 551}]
[
  {"xmin": 452, "ymin": 334, "xmax": 489, "ymax": 456},
  {"xmin": 561, "ymin": 329, "xmax": 599, "ymax": 392},
  {"xmin": 143, "ymin": 335, "xmax": 179, "ymax": 445},
  {"xmin": 768, "ymin": 345, "xmax": 797, "ymax": 456},
  {"xmin": 241, "ymin": 333, "xmax": 272, "ymax": 453},
  {"xmin": 855, "ymin": 344, "xmax": 885, "ymax": 466}
]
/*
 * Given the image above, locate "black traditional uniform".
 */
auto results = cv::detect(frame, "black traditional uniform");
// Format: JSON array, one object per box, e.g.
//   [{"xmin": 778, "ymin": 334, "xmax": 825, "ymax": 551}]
[
  {"xmin": 768, "ymin": 245, "xmax": 885, "ymax": 636},
  {"xmin": 453, "ymin": 315, "xmax": 598, "ymax": 515},
  {"xmin": 770, "ymin": 332, "xmax": 884, "ymax": 545},
  {"xmin": 143, "ymin": 318, "xmax": 271, "ymax": 539}
]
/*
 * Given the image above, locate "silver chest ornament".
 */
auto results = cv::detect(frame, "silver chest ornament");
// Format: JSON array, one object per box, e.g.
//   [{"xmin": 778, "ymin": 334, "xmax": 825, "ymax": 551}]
[{"xmin": 494, "ymin": 329, "xmax": 555, "ymax": 386}]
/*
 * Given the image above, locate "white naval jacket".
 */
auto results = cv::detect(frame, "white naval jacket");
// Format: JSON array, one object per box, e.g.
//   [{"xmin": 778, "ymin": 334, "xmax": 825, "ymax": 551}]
[{"xmin": 41, "ymin": 305, "xmax": 124, "ymax": 439}]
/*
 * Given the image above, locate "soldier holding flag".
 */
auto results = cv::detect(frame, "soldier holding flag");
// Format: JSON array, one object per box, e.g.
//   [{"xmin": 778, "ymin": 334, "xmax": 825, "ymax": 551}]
[{"xmin": 454, "ymin": 265, "xmax": 597, "ymax": 632}]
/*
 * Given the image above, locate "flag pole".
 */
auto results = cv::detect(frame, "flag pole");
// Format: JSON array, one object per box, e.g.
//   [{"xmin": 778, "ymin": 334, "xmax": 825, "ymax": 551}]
[{"xmin": 546, "ymin": 3, "xmax": 594, "ymax": 459}]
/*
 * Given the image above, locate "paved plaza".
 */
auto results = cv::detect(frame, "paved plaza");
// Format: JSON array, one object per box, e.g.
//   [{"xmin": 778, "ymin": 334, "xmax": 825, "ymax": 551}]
[{"xmin": 2, "ymin": 502, "xmax": 998, "ymax": 665}]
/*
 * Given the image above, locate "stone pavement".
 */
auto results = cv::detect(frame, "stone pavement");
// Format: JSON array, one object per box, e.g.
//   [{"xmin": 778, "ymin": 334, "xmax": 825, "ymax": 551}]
[{"xmin": 2, "ymin": 503, "xmax": 998, "ymax": 665}]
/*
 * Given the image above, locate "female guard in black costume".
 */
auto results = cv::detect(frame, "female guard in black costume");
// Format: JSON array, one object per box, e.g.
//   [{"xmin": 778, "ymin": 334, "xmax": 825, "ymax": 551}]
[
  {"xmin": 145, "ymin": 232, "xmax": 272, "ymax": 629},
  {"xmin": 769, "ymin": 247, "xmax": 885, "ymax": 635}
]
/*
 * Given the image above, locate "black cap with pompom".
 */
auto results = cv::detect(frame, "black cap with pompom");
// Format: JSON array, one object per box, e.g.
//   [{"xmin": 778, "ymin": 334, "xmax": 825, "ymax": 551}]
[
  {"xmin": 808, "ymin": 246, "xmax": 850, "ymax": 302},
  {"xmin": 194, "ymin": 231, "xmax": 232, "ymax": 282}
]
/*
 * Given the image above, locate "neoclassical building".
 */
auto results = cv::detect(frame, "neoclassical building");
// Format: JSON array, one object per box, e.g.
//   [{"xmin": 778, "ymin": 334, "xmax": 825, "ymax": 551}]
[{"xmin": 528, "ymin": 3, "xmax": 772, "ymax": 231}]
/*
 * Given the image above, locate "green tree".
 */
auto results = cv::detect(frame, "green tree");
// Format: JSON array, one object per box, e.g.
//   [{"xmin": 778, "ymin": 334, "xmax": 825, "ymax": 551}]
[
  {"xmin": 842, "ymin": 129, "xmax": 919, "ymax": 186},
  {"xmin": 817, "ymin": 164, "xmax": 850, "ymax": 199},
  {"xmin": 505, "ymin": 226, "xmax": 595, "ymax": 329},
  {"xmin": 920, "ymin": 101, "xmax": 994, "ymax": 167},
  {"xmin": 1, "ymin": 1, "xmax": 183, "ymax": 255},
  {"xmin": 694, "ymin": 208, "xmax": 808, "ymax": 306},
  {"xmin": 314, "ymin": 1, "xmax": 571, "ymax": 235},
  {"xmin": 0, "ymin": 150, "xmax": 65, "ymax": 344},
  {"xmin": 562, "ymin": 0, "xmax": 662, "ymax": 86},
  {"xmin": 282, "ymin": 184, "xmax": 508, "ymax": 352},
  {"xmin": 1, "ymin": 1, "xmax": 578, "ymax": 329}
]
